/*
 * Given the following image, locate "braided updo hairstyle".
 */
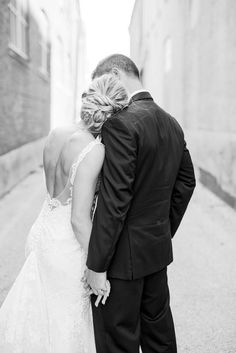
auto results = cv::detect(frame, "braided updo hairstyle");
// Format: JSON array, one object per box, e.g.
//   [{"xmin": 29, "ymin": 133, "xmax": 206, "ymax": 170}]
[{"xmin": 81, "ymin": 74, "xmax": 129, "ymax": 133}]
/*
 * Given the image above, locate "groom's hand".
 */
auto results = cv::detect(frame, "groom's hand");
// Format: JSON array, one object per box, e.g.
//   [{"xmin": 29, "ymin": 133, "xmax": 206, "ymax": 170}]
[{"xmin": 86, "ymin": 269, "xmax": 107, "ymax": 296}]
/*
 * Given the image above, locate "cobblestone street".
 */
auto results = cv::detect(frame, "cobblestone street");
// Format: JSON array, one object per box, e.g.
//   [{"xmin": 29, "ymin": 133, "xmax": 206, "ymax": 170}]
[{"xmin": 0, "ymin": 170, "xmax": 235, "ymax": 353}]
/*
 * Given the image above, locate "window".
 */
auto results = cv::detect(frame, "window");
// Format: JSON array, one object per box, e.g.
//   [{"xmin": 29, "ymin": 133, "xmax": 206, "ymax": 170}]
[
  {"xmin": 40, "ymin": 10, "xmax": 50, "ymax": 76},
  {"xmin": 9, "ymin": 0, "xmax": 28, "ymax": 58},
  {"xmin": 164, "ymin": 37, "xmax": 172, "ymax": 73}
]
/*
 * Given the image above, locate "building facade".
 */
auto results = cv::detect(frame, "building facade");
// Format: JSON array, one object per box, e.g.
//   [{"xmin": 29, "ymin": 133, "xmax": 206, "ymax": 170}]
[
  {"xmin": 130, "ymin": 0, "xmax": 236, "ymax": 208},
  {"xmin": 42, "ymin": 0, "xmax": 86, "ymax": 128},
  {"xmin": 0, "ymin": 0, "xmax": 85, "ymax": 198}
]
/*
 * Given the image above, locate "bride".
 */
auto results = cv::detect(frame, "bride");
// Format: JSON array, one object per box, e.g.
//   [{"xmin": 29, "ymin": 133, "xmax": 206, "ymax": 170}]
[{"xmin": 0, "ymin": 74, "xmax": 129, "ymax": 353}]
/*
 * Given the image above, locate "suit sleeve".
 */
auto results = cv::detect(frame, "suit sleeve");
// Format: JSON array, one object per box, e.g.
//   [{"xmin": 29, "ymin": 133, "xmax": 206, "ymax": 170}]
[
  {"xmin": 170, "ymin": 142, "xmax": 196, "ymax": 237},
  {"xmin": 86, "ymin": 117, "xmax": 137, "ymax": 272}
]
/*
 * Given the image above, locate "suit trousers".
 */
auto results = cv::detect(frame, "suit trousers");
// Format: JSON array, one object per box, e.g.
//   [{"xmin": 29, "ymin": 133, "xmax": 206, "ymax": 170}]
[{"xmin": 91, "ymin": 267, "xmax": 177, "ymax": 353}]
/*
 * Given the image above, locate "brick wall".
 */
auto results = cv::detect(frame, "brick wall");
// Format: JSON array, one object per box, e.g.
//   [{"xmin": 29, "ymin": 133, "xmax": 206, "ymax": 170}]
[{"xmin": 0, "ymin": 0, "xmax": 50, "ymax": 156}]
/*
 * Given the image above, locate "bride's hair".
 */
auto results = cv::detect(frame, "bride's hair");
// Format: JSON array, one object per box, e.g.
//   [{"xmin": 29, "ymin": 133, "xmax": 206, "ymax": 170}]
[{"xmin": 80, "ymin": 74, "xmax": 129, "ymax": 133}]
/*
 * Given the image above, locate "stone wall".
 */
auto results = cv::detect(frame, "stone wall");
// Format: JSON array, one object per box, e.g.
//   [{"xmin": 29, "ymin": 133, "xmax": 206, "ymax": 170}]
[
  {"xmin": 130, "ymin": 0, "xmax": 236, "ymax": 208},
  {"xmin": 0, "ymin": 0, "xmax": 50, "ymax": 196},
  {"xmin": 0, "ymin": 0, "xmax": 51, "ymax": 156}
]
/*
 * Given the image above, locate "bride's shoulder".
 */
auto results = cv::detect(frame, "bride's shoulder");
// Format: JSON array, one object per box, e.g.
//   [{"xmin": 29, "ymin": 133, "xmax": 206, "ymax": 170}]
[
  {"xmin": 63, "ymin": 132, "xmax": 104, "ymax": 162},
  {"xmin": 44, "ymin": 126, "xmax": 76, "ymax": 148},
  {"xmin": 43, "ymin": 126, "xmax": 77, "ymax": 168},
  {"xmin": 64, "ymin": 133, "xmax": 104, "ymax": 175}
]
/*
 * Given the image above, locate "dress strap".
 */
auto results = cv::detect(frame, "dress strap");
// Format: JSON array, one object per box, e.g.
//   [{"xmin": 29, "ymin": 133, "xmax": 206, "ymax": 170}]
[{"xmin": 70, "ymin": 136, "xmax": 102, "ymax": 185}]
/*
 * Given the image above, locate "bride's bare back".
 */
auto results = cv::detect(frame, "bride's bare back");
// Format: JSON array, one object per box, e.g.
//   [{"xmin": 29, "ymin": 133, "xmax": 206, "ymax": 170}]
[
  {"xmin": 43, "ymin": 126, "xmax": 92, "ymax": 197},
  {"xmin": 43, "ymin": 126, "xmax": 105, "ymax": 251}
]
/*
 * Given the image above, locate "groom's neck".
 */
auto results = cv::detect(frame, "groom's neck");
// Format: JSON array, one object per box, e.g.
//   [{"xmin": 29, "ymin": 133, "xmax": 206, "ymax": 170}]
[{"xmin": 123, "ymin": 76, "xmax": 143, "ymax": 97}]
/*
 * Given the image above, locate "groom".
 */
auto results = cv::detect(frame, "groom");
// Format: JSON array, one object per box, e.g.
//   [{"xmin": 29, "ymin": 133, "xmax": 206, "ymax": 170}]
[{"xmin": 86, "ymin": 54, "xmax": 196, "ymax": 353}]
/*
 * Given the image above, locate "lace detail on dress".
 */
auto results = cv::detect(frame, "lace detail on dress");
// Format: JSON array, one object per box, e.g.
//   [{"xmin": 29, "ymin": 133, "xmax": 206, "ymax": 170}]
[
  {"xmin": 44, "ymin": 136, "xmax": 102, "ymax": 212},
  {"xmin": 46, "ymin": 194, "xmax": 62, "ymax": 210},
  {"xmin": 70, "ymin": 136, "xmax": 102, "ymax": 185},
  {"xmin": 0, "ymin": 138, "xmax": 101, "ymax": 353},
  {"xmin": 46, "ymin": 193, "xmax": 71, "ymax": 211},
  {"xmin": 0, "ymin": 252, "xmax": 50, "ymax": 353}
]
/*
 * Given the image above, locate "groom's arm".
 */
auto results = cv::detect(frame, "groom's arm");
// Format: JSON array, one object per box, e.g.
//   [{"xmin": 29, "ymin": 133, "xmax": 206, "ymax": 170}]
[
  {"xmin": 170, "ymin": 141, "xmax": 196, "ymax": 237},
  {"xmin": 86, "ymin": 116, "xmax": 137, "ymax": 272}
]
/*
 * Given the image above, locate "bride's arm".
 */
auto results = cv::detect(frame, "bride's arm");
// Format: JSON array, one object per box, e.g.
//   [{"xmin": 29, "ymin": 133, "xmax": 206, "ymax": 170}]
[{"xmin": 71, "ymin": 144, "xmax": 105, "ymax": 253}]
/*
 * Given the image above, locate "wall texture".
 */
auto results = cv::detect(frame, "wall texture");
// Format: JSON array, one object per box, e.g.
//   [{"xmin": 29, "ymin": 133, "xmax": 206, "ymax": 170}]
[
  {"xmin": 0, "ymin": 0, "xmax": 84, "ymax": 197},
  {"xmin": 0, "ymin": 0, "xmax": 51, "ymax": 156},
  {"xmin": 0, "ymin": 0, "xmax": 50, "ymax": 196},
  {"xmin": 130, "ymin": 0, "xmax": 236, "ymax": 208}
]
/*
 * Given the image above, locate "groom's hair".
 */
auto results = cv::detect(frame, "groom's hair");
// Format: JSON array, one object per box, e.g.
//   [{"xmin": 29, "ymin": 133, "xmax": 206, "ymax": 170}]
[{"xmin": 92, "ymin": 54, "xmax": 140, "ymax": 80}]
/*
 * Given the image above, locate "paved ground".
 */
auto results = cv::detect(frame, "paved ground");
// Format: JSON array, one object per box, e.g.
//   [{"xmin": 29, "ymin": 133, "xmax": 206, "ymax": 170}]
[
  {"xmin": 0, "ymin": 169, "xmax": 235, "ymax": 352},
  {"xmin": 169, "ymin": 179, "xmax": 236, "ymax": 353},
  {"xmin": 0, "ymin": 169, "xmax": 45, "ymax": 304}
]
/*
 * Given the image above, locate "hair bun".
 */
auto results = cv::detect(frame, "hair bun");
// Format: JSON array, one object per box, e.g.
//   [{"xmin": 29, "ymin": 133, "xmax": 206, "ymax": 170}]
[{"xmin": 81, "ymin": 74, "xmax": 128, "ymax": 133}]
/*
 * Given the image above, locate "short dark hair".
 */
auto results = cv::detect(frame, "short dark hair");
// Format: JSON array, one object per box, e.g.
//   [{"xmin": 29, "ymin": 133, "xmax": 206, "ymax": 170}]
[{"xmin": 92, "ymin": 54, "xmax": 140, "ymax": 79}]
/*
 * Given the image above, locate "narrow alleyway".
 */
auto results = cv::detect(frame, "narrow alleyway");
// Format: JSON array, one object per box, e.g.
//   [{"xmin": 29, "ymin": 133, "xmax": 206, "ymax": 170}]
[
  {"xmin": 0, "ymin": 171, "xmax": 235, "ymax": 352},
  {"xmin": 169, "ymin": 179, "xmax": 236, "ymax": 353},
  {"xmin": 0, "ymin": 169, "xmax": 45, "ymax": 305}
]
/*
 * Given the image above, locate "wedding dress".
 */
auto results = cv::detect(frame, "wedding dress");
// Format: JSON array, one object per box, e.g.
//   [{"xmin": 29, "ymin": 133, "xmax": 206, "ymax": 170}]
[{"xmin": 0, "ymin": 138, "xmax": 102, "ymax": 353}]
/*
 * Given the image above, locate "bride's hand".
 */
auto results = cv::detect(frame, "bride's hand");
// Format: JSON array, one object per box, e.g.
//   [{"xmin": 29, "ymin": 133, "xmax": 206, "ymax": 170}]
[
  {"xmin": 85, "ymin": 269, "xmax": 107, "ymax": 294},
  {"xmin": 82, "ymin": 269, "xmax": 110, "ymax": 304},
  {"xmin": 95, "ymin": 280, "xmax": 111, "ymax": 307},
  {"xmin": 102, "ymin": 280, "xmax": 111, "ymax": 304}
]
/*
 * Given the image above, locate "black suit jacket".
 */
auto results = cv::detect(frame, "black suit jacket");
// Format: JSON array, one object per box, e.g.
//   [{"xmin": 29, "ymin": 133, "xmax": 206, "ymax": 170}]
[{"xmin": 87, "ymin": 92, "xmax": 196, "ymax": 280}]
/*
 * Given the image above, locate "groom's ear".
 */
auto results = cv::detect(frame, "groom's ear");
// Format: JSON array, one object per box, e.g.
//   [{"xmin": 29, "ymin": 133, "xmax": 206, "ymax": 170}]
[{"xmin": 111, "ymin": 67, "xmax": 121, "ymax": 78}]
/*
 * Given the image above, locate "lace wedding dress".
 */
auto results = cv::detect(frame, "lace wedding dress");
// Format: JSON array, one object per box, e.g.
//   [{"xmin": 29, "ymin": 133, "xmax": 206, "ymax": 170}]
[{"xmin": 0, "ymin": 138, "xmax": 102, "ymax": 353}]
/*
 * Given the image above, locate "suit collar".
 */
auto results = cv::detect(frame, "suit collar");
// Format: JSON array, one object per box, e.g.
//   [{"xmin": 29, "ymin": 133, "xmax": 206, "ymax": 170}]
[
  {"xmin": 129, "ymin": 89, "xmax": 149, "ymax": 99},
  {"xmin": 129, "ymin": 91, "xmax": 153, "ymax": 104}
]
